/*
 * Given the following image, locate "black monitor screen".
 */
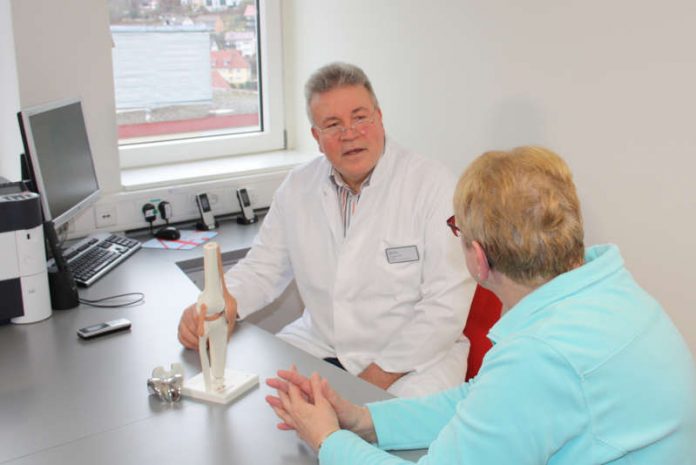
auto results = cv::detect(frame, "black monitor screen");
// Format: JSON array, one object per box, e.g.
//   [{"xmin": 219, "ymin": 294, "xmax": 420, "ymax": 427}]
[{"xmin": 19, "ymin": 99, "xmax": 100, "ymax": 228}]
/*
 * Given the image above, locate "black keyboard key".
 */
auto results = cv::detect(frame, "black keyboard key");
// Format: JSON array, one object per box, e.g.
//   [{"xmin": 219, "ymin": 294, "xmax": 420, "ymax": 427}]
[{"xmin": 65, "ymin": 233, "xmax": 141, "ymax": 287}]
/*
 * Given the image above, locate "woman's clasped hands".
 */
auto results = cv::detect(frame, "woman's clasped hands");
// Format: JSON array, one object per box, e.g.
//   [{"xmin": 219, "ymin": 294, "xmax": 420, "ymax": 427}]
[{"xmin": 265, "ymin": 366, "xmax": 377, "ymax": 452}]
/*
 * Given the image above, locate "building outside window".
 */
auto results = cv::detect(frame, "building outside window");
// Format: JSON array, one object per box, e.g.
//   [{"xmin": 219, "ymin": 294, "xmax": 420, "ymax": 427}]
[{"xmin": 108, "ymin": 0, "xmax": 284, "ymax": 168}]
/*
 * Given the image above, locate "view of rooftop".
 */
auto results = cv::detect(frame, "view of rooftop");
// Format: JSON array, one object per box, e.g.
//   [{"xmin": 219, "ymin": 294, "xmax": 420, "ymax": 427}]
[{"xmin": 108, "ymin": 0, "xmax": 260, "ymax": 143}]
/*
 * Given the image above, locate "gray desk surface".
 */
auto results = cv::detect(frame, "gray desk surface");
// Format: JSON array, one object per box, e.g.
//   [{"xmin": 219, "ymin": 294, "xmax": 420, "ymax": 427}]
[{"xmin": 0, "ymin": 219, "xmax": 425, "ymax": 464}]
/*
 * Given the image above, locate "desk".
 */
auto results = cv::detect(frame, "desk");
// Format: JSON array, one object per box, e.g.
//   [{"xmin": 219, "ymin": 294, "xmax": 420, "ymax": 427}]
[{"xmin": 0, "ymin": 218, "xmax": 425, "ymax": 464}]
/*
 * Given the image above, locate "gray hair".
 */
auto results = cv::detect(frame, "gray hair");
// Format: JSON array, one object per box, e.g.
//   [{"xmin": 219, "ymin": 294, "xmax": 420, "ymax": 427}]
[{"xmin": 304, "ymin": 62, "xmax": 380, "ymax": 123}]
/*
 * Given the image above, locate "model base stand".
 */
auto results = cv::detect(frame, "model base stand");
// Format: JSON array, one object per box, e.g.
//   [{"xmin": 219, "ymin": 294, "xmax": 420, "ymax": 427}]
[{"xmin": 182, "ymin": 369, "xmax": 258, "ymax": 404}]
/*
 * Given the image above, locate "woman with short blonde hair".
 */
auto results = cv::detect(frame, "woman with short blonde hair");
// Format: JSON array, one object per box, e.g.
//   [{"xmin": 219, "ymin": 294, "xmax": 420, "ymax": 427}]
[
  {"xmin": 267, "ymin": 146, "xmax": 696, "ymax": 465},
  {"xmin": 454, "ymin": 146, "xmax": 584, "ymax": 287}
]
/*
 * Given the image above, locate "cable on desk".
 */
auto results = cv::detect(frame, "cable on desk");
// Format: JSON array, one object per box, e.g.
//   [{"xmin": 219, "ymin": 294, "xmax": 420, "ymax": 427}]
[{"xmin": 79, "ymin": 292, "xmax": 145, "ymax": 308}]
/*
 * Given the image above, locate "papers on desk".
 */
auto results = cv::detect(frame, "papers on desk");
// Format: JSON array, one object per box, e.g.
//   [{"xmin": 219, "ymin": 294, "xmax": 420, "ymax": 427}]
[{"xmin": 141, "ymin": 229, "xmax": 218, "ymax": 250}]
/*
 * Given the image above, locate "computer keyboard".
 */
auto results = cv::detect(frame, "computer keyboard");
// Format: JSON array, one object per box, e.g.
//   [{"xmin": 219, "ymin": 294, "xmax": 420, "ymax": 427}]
[{"xmin": 57, "ymin": 232, "xmax": 141, "ymax": 287}]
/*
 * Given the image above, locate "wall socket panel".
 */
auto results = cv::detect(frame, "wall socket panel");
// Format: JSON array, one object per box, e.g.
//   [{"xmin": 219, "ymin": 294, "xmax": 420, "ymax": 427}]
[
  {"xmin": 94, "ymin": 203, "xmax": 117, "ymax": 228},
  {"xmin": 68, "ymin": 171, "xmax": 287, "ymax": 239}
]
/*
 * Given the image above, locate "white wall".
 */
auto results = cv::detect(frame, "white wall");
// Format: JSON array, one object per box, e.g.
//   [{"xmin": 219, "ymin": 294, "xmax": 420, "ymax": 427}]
[
  {"xmin": 0, "ymin": 0, "xmax": 22, "ymax": 180},
  {"xmin": 10, "ymin": 0, "xmax": 122, "ymax": 194},
  {"xmin": 3, "ymin": 0, "xmax": 694, "ymax": 355},
  {"xmin": 282, "ymin": 0, "xmax": 696, "ymax": 355}
]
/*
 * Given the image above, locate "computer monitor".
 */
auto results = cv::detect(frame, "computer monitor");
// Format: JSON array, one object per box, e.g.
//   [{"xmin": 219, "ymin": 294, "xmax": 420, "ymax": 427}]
[{"xmin": 17, "ymin": 98, "xmax": 100, "ymax": 229}]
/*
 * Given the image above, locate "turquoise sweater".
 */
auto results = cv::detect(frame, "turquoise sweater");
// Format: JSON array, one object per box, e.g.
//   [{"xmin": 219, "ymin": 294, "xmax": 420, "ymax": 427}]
[{"xmin": 319, "ymin": 245, "xmax": 696, "ymax": 464}]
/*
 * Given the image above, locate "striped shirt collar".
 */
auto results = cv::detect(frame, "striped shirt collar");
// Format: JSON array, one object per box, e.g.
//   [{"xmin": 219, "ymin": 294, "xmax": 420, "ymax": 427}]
[
  {"xmin": 329, "ymin": 167, "xmax": 373, "ymax": 194},
  {"xmin": 330, "ymin": 169, "xmax": 370, "ymax": 237}
]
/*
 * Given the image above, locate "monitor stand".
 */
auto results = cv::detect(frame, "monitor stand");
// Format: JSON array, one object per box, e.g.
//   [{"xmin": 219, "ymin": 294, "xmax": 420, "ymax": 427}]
[{"xmin": 43, "ymin": 221, "xmax": 79, "ymax": 310}]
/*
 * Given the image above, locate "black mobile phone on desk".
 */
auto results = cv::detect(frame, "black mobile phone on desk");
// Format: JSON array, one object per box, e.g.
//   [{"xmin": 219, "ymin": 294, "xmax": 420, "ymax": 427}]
[
  {"xmin": 236, "ymin": 188, "xmax": 257, "ymax": 224},
  {"xmin": 77, "ymin": 318, "xmax": 131, "ymax": 339},
  {"xmin": 195, "ymin": 192, "xmax": 217, "ymax": 230}
]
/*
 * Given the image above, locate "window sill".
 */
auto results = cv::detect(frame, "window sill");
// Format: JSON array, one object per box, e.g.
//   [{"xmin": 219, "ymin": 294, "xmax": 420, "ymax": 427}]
[{"xmin": 120, "ymin": 150, "xmax": 317, "ymax": 191}]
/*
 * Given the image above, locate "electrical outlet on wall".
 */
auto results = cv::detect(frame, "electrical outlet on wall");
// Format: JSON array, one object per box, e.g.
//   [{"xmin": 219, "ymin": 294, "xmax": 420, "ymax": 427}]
[
  {"xmin": 95, "ymin": 204, "xmax": 117, "ymax": 228},
  {"xmin": 64, "ymin": 170, "xmax": 287, "ymax": 239},
  {"xmin": 148, "ymin": 198, "xmax": 162, "ymax": 216}
]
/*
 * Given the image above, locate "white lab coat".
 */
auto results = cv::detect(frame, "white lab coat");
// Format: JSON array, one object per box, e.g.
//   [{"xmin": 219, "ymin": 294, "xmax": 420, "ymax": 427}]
[{"xmin": 227, "ymin": 139, "xmax": 475, "ymax": 392}]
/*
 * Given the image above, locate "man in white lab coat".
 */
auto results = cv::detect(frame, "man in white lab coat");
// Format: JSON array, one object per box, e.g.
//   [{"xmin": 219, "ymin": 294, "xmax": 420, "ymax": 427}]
[{"xmin": 178, "ymin": 62, "xmax": 475, "ymax": 396}]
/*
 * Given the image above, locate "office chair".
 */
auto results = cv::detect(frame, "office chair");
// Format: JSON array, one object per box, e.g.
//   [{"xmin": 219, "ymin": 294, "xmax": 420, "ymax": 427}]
[{"xmin": 463, "ymin": 285, "xmax": 502, "ymax": 381}]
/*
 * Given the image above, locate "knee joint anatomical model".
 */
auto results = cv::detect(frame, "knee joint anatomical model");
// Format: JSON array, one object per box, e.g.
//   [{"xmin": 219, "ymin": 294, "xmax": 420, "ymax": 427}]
[
  {"xmin": 182, "ymin": 241, "xmax": 258, "ymax": 404},
  {"xmin": 197, "ymin": 242, "xmax": 228, "ymax": 391}
]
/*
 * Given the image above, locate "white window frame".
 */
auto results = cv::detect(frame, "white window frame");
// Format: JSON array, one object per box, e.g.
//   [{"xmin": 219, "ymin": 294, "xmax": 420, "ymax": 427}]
[{"xmin": 118, "ymin": 0, "xmax": 284, "ymax": 169}]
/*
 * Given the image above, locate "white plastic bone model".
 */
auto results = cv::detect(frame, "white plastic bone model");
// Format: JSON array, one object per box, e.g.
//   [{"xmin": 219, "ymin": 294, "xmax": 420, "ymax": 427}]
[
  {"xmin": 181, "ymin": 241, "xmax": 258, "ymax": 404},
  {"xmin": 197, "ymin": 242, "xmax": 228, "ymax": 391}
]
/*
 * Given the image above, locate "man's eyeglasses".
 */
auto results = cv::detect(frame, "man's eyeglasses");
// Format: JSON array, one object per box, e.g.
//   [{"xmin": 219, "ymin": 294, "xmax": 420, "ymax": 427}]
[
  {"xmin": 446, "ymin": 215, "xmax": 461, "ymax": 237},
  {"xmin": 314, "ymin": 110, "xmax": 377, "ymax": 138}
]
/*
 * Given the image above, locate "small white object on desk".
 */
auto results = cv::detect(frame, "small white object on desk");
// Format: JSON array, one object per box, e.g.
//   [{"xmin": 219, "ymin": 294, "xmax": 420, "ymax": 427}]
[{"xmin": 182, "ymin": 369, "xmax": 258, "ymax": 404}]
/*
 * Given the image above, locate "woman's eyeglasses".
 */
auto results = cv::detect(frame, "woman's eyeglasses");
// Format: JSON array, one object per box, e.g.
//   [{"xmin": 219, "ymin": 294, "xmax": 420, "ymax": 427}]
[
  {"xmin": 446, "ymin": 215, "xmax": 494, "ymax": 268},
  {"xmin": 446, "ymin": 215, "xmax": 460, "ymax": 237}
]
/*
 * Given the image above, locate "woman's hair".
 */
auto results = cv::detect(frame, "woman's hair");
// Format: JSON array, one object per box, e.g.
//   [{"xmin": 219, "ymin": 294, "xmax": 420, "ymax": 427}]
[
  {"xmin": 304, "ymin": 62, "xmax": 380, "ymax": 123},
  {"xmin": 454, "ymin": 146, "xmax": 585, "ymax": 286}
]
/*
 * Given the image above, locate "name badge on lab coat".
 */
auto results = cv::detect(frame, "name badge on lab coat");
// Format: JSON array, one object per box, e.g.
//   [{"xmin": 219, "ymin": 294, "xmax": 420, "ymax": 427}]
[{"xmin": 385, "ymin": 246, "xmax": 419, "ymax": 264}]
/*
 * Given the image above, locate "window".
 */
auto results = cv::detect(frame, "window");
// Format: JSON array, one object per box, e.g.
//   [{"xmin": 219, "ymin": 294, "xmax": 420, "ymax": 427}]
[{"xmin": 108, "ymin": 0, "xmax": 284, "ymax": 168}]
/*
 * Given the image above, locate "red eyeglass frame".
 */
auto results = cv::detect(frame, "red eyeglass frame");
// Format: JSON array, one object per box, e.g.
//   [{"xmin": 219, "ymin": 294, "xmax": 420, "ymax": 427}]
[
  {"xmin": 446, "ymin": 215, "xmax": 460, "ymax": 237},
  {"xmin": 447, "ymin": 215, "xmax": 495, "ymax": 268}
]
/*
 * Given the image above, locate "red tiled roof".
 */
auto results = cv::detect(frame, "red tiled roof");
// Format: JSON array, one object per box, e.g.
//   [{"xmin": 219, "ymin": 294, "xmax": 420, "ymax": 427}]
[
  {"xmin": 244, "ymin": 4, "xmax": 256, "ymax": 17},
  {"xmin": 211, "ymin": 69, "xmax": 229, "ymax": 88},
  {"xmin": 210, "ymin": 49, "xmax": 249, "ymax": 69},
  {"xmin": 118, "ymin": 113, "xmax": 260, "ymax": 139}
]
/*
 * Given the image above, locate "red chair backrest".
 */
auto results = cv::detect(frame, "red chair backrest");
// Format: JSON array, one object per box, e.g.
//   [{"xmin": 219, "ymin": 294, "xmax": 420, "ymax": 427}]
[{"xmin": 463, "ymin": 285, "xmax": 502, "ymax": 381}]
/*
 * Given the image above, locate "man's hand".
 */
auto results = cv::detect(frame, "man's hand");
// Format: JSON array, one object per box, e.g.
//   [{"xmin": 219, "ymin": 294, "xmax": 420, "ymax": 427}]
[
  {"xmin": 266, "ymin": 366, "xmax": 376, "ymax": 443},
  {"xmin": 178, "ymin": 297, "xmax": 237, "ymax": 349},
  {"xmin": 358, "ymin": 363, "xmax": 406, "ymax": 390},
  {"xmin": 177, "ymin": 303, "xmax": 199, "ymax": 349}
]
